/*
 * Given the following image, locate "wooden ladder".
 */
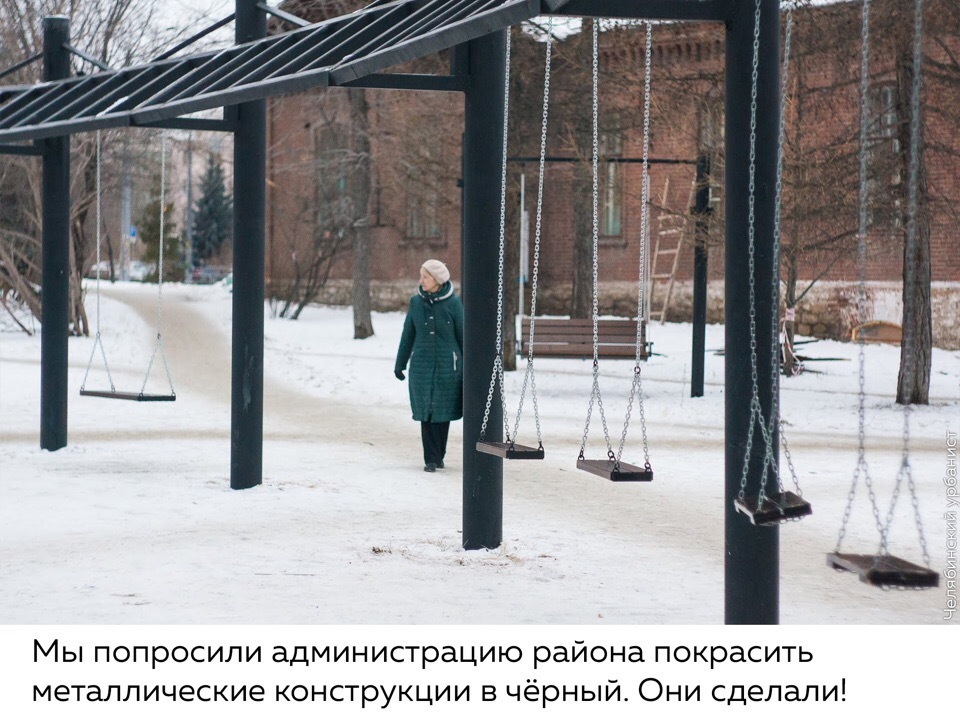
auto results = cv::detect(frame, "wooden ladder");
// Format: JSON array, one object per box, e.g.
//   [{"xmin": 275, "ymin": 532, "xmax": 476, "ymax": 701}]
[{"xmin": 649, "ymin": 177, "xmax": 695, "ymax": 324}]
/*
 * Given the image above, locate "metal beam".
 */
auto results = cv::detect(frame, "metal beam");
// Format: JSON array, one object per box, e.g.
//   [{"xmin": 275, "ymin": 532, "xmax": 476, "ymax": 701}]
[
  {"xmin": 186, "ymin": 29, "xmax": 311, "ymax": 98},
  {"xmin": 154, "ymin": 14, "xmax": 236, "ymax": 61},
  {"xmin": 691, "ymin": 153, "xmax": 710, "ymax": 398},
  {"xmin": 230, "ymin": 0, "xmax": 266, "ymax": 491},
  {"xmin": 0, "ymin": 79, "xmax": 90, "ymax": 128},
  {"xmin": 217, "ymin": 24, "xmax": 333, "ymax": 90},
  {"xmin": 159, "ymin": 37, "xmax": 280, "ymax": 104},
  {"xmin": 0, "ymin": 53, "xmax": 42, "ymax": 82},
  {"xmin": 0, "ymin": 0, "xmax": 598, "ymax": 143},
  {"xmin": 257, "ymin": 2, "xmax": 310, "ymax": 27},
  {"xmin": 43, "ymin": 71, "xmax": 133, "ymax": 123},
  {"xmin": 332, "ymin": 0, "xmax": 535, "ymax": 85},
  {"xmin": 40, "ymin": 16, "xmax": 71, "ymax": 452},
  {"xmin": 461, "ymin": 29, "xmax": 505, "ymax": 551},
  {"xmin": 86, "ymin": 63, "xmax": 188, "ymax": 117},
  {"xmin": 136, "ymin": 116, "xmax": 235, "ymax": 132},
  {"xmin": 64, "ymin": 44, "xmax": 111, "ymax": 72},
  {"xmin": 337, "ymin": 0, "xmax": 466, "ymax": 65},
  {"xmin": 725, "ymin": 0, "xmax": 780, "ymax": 625},
  {"xmin": 339, "ymin": 72, "xmax": 464, "ymax": 91},
  {"xmin": 507, "ymin": 155, "xmax": 696, "ymax": 164},
  {"xmin": 130, "ymin": 51, "xmax": 236, "ymax": 111},
  {"xmin": 0, "ymin": 143, "xmax": 43, "ymax": 156},
  {"xmin": 0, "ymin": 85, "xmax": 32, "ymax": 102},
  {"xmin": 547, "ymin": 0, "xmax": 732, "ymax": 21}
]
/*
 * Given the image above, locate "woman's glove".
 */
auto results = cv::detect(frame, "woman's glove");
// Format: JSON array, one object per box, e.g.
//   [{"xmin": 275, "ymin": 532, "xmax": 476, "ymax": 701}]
[{"xmin": 395, "ymin": 370, "xmax": 405, "ymax": 381}]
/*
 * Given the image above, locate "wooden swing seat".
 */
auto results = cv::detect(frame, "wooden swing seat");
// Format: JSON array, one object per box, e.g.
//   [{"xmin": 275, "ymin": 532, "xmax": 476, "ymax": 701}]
[
  {"xmin": 79, "ymin": 389, "xmax": 176, "ymax": 402},
  {"xmin": 826, "ymin": 552, "xmax": 939, "ymax": 589},
  {"xmin": 734, "ymin": 490, "xmax": 811, "ymax": 526},
  {"xmin": 476, "ymin": 441, "xmax": 544, "ymax": 460},
  {"xmin": 577, "ymin": 458, "xmax": 652, "ymax": 482}
]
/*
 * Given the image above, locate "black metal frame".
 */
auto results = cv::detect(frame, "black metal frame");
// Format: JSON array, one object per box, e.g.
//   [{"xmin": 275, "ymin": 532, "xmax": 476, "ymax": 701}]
[
  {"xmin": 0, "ymin": 0, "xmax": 543, "ymax": 142},
  {"xmin": 2, "ymin": 0, "xmax": 786, "ymax": 624},
  {"xmin": 545, "ymin": 0, "xmax": 734, "ymax": 20}
]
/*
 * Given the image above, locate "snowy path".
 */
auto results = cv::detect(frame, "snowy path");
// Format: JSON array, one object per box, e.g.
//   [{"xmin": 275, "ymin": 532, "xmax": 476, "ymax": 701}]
[{"xmin": 0, "ymin": 283, "xmax": 955, "ymax": 624}]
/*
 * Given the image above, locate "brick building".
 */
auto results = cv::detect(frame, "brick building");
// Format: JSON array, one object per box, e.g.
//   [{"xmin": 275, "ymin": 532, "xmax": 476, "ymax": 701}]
[{"xmin": 266, "ymin": 0, "xmax": 960, "ymax": 346}]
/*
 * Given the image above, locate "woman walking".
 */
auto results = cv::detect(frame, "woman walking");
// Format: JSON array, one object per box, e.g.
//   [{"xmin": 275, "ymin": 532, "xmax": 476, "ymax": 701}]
[{"xmin": 394, "ymin": 260, "xmax": 464, "ymax": 472}]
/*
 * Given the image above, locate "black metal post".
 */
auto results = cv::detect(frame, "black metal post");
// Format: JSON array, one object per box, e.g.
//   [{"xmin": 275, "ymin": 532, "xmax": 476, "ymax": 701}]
[
  {"xmin": 230, "ymin": 0, "xmax": 266, "ymax": 490},
  {"xmin": 460, "ymin": 32, "xmax": 505, "ymax": 550},
  {"xmin": 724, "ymin": 0, "xmax": 780, "ymax": 624},
  {"xmin": 691, "ymin": 153, "xmax": 710, "ymax": 398},
  {"xmin": 40, "ymin": 16, "xmax": 71, "ymax": 451}
]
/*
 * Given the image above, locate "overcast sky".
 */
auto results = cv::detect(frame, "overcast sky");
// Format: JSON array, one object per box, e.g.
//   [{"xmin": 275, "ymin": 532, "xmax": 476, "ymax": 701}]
[{"xmin": 167, "ymin": 1, "xmax": 283, "ymax": 29}]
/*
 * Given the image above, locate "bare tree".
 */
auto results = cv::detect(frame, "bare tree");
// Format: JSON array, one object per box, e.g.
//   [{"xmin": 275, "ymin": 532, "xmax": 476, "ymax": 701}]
[
  {"xmin": 267, "ymin": 91, "xmax": 355, "ymax": 319},
  {"xmin": 281, "ymin": 1, "xmax": 376, "ymax": 336},
  {"xmin": 0, "ymin": 0, "xmax": 168, "ymax": 334},
  {"xmin": 892, "ymin": 1, "xmax": 933, "ymax": 404},
  {"xmin": 348, "ymin": 87, "xmax": 374, "ymax": 339}
]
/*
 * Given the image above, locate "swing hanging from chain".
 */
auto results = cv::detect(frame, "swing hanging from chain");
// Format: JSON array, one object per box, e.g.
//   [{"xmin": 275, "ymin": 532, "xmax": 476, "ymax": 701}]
[
  {"xmin": 476, "ymin": 21, "xmax": 555, "ymax": 461},
  {"xmin": 576, "ymin": 20, "xmax": 653, "ymax": 483},
  {"xmin": 80, "ymin": 130, "xmax": 177, "ymax": 402},
  {"xmin": 731, "ymin": 1, "xmax": 810, "ymax": 525},
  {"xmin": 826, "ymin": 0, "xmax": 937, "ymax": 589}
]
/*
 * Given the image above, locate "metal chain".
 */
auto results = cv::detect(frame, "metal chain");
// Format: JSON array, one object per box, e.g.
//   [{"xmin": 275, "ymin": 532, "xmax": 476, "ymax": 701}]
[
  {"xmin": 580, "ymin": 20, "xmax": 614, "ymax": 462},
  {"xmin": 81, "ymin": 130, "xmax": 116, "ymax": 393},
  {"xmin": 765, "ymin": 8, "xmax": 795, "ymax": 494},
  {"xmin": 756, "ymin": 8, "xmax": 803, "ymax": 496},
  {"xmin": 615, "ymin": 21, "xmax": 654, "ymax": 469},
  {"xmin": 141, "ymin": 133, "xmax": 176, "ymax": 397},
  {"xmin": 738, "ymin": 0, "xmax": 772, "ymax": 503},
  {"xmin": 157, "ymin": 133, "xmax": 165, "ymax": 330},
  {"xmin": 510, "ymin": 18, "xmax": 553, "ymax": 449},
  {"xmin": 94, "ymin": 130, "xmax": 103, "ymax": 335},
  {"xmin": 836, "ymin": 0, "xmax": 886, "ymax": 552},
  {"xmin": 479, "ymin": 28, "xmax": 513, "ymax": 442}
]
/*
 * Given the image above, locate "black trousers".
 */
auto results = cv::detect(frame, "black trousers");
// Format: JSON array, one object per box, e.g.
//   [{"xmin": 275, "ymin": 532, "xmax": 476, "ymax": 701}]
[{"xmin": 420, "ymin": 421, "xmax": 450, "ymax": 466}]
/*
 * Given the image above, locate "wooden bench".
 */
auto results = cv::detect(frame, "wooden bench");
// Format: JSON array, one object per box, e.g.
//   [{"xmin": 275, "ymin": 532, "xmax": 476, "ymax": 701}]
[{"xmin": 520, "ymin": 317, "xmax": 649, "ymax": 360}]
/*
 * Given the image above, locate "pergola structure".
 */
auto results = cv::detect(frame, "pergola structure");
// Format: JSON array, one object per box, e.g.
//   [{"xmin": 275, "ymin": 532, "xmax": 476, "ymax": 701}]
[{"xmin": 0, "ymin": 0, "xmax": 784, "ymax": 624}]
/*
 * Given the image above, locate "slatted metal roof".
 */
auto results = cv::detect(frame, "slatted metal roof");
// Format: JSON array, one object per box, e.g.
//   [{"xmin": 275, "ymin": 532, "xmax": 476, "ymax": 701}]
[{"xmin": 0, "ymin": 0, "xmax": 733, "ymax": 143}]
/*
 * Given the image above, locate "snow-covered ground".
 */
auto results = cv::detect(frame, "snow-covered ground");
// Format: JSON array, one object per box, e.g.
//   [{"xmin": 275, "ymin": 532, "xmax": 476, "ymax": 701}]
[{"xmin": 1, "ymin": 281, "xmax": 957, "ymax": 624}]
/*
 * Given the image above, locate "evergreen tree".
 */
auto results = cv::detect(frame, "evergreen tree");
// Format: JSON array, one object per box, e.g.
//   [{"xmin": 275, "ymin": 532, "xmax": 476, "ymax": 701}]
[
  {"xmin": 191, "ymin": 154, "xmax": 232, "ymax": 265},
  {"xmin": 138, "ymin": 173, "xmax": 183, "ymax": 283}
]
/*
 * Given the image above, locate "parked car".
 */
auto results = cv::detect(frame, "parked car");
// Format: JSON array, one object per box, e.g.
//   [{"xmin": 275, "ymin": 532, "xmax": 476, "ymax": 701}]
[
  {"xmin": 191, "ymin": 265, "xmax": 230, "ymax": 284},
  {"xmin": 128, "ymin": 261, "xmax": 153, "ymax": 282},
  {"xmin": 85, "ymin": 260, "xmax": 111, "ymax": 279}
]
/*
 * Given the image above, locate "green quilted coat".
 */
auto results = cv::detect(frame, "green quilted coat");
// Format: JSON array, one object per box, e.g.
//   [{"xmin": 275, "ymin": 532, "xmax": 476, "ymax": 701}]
[{"xmin": 394, "ymin": 281, "xmax": 464, "ymax": 422}]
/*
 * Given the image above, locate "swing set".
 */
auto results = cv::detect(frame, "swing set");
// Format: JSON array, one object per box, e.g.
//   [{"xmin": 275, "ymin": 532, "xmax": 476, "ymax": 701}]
[
  {"xmin": 826, "ymin": 0, "xmax": 938, "ymax": 590},
  {"xmin": 480, "ymin": 0, "xmax": 938, "ymax": 591},
  {"xmin": 2, "ymin": 0, "xmax": 944, "ymax": 615},
  {"xmin": 79, "ymin": 131, "xmax": 176, "ymax": 403},
  {"xmin": 477, "ymin": 18, "xmax": 654, "ymax": 482}
]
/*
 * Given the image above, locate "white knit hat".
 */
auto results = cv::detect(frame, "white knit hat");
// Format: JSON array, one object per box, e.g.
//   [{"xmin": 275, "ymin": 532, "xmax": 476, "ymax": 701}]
[{"xmin": 421, "ymin": 259, "xmax": 450, "ymax": 285}]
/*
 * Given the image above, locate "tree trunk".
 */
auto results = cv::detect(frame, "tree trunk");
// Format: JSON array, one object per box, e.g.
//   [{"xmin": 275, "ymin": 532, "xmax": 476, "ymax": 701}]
[
  {"xmin": 105, "ymin": 230, "xmax": 116, "ymax": 281},
  {"xmin": 569, "ymin": 21, "xmax": 595, "ymax": 320},
  {"xmin": 348, "ymin": 88, "xmax": 374, "ymax": 339},
  {"xmin": 782, "ymin": 251, "xmax": 800, "ymax": 376},
  {"xmin": 570, "ymin": 156, "xmax": 593, "ymax": 319},
  {"xmin": 896, "ymin": 44, "xmax": 931, "ymax": 405}
]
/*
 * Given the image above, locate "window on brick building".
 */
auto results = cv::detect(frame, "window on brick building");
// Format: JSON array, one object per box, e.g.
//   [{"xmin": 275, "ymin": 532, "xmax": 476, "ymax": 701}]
[
  {"xmin": 406, "ymin": 189, "xmax": 442, "ymax": 240},
  {"xmin": 867, "ymin": 83, "xmax": 903, "ymax": 228},
  {"xmin": 599, "ymin": 118, "xmax": 623, "ymax": 237},
  {"xmin": 312, "ymin": 123, "xmax": 351, "ymax": 228}
]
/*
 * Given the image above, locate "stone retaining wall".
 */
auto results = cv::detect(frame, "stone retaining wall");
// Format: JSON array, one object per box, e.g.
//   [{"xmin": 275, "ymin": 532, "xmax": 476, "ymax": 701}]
[{"xmin": 307, "ymin": 279, "xmax": 960, "ymax": 350}]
